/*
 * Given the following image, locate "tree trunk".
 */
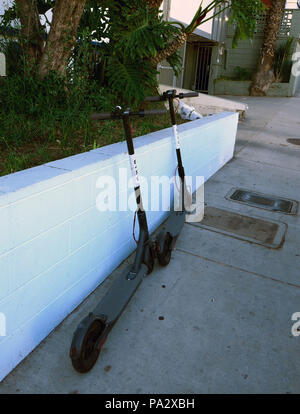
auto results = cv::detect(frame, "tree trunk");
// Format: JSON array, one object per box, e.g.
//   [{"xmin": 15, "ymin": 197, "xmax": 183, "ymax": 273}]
[
  {"xmin": 250, "ymin": 0, "xmax": 286, "ymax": 96},
  {"xmin": 150, "ymin": 5, "xmax": 207, "ymax": 66},
  {"xmin": 147, "ymin": 0, "xmax": 163, "ymax": 8},
  {"xmin": 39, "ymin": 0, "xmax": 87, "ymax": 78},
  {"xmin": 15, "ymin": 0, "xmax": 44, "ymax": 67},
  {"xmin": 151, "ymin": 32, "xmax": 188, "ymax": 66}
]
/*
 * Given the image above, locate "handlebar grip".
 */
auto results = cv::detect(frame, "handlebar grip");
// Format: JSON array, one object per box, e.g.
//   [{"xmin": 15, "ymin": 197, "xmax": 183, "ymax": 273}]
[
  {"xmin": 90, "ymin": 108, "xmax": 167, "ymax": 120},
  {"xmin": 90, "ymin": 112, "xmax": 113, "ymax": 120},
  {"xmin": 144, "ymin": 95, "xmax": 164, "ymax": 102},
  {"xmin": 178, "ymin": 92, "xmax": 199, "ymax": 98},
  {"xmin": 142, "ymin": 109, "xmax": 167, "ymax": 116}
]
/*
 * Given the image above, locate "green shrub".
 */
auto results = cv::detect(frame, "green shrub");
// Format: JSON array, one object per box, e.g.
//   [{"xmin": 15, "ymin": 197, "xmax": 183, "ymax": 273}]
[
  {"xmin": 0, "ymin": 62, "xmax": 114, "ymax": 147},
  {"xmin": 273, "ymin": 38, "xmax": 294, "ymax": 83},
  {"xmin": 232, "ymin": 66, "xmax": 253, "ymax": 81}
]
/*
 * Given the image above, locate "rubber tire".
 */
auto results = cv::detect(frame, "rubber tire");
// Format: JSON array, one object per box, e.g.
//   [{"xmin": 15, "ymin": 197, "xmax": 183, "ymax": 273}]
[
  {"xmin": 71, "ymin": 320, "xmax": 106, "ymax": 373},
  {"xmin": 144, "ymin": 244, "xmax": 155, "ymax": 275},
  {"xmin": 157, "ymin": 232, "xmax": 172, "ymax": 267}
]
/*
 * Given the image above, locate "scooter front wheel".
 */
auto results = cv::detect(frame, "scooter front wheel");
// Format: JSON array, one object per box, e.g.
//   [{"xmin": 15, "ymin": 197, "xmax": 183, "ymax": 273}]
[
  {"xmin": 157, "ymin": 231, "xmax": 173, "ymax": 267},
  {"xmin": 71, "ymin": 320, "xmax": 106, "ymax": 373}
]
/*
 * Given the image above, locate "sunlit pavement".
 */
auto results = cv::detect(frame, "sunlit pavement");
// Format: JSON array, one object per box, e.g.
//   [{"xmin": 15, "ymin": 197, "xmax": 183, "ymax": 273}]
[{"xmin": 0, "ymin": 94, "xmax": 300, "ymax": 394}]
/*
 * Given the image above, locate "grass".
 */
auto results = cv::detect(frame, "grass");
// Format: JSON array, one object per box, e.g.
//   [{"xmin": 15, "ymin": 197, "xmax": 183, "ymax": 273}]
[
  {"xmin": 0, "ymin": 106, "xmax": 186, "ymax": 177},
  {"xmin": 0, "ymin": 68, "xmax": 188, "ymax": 177}
]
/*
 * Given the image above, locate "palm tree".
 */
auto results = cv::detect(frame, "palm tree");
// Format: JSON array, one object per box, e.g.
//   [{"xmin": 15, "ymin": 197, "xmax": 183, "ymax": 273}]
[{"xmin": 250, "ymin": 0, "xmax": 287, "ymax": 96}]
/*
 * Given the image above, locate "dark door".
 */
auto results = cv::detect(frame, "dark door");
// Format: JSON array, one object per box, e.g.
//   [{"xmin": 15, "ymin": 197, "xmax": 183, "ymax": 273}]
[{"xmin": 194, "ymin": 45, "xmax": 212, "ymax": 94}]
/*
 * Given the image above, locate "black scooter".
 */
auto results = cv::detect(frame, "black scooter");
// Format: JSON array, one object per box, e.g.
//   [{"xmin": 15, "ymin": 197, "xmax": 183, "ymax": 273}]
[
  {"xmin": 70, "ymin": 107, "xmax": 168, "ymax": 373},
  {"xmin": 145, "ymin": 90, "xmax": 199, "ymax": 266},
  {"xmin": 70, "ymin": 91, "xmax": 198, "ymax": 373}
]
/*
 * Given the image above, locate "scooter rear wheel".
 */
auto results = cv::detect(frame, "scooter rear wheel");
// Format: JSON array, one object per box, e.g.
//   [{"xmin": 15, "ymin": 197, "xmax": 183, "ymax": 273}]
[
  {"xmin": 143, "ymin": 242, "xmax": 156, "ymax": 275},
  {"xmin": 157, "ymin": 232, "xmax": 173, "ymax": 267},
  {"xmin": 71, "ymin": 320, "xmax": 106, "ymax": 373}
]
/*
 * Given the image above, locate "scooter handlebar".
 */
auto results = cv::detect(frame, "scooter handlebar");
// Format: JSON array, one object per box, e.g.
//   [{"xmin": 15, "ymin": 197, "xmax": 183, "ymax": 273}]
[
  {"xmin": 145, "ymin": 91, "xmax": 199, "ymax": 102},
  {"xmin": 144, "ymin": 95, "xmax": 164, "ymax": 102},
  {"xmin": 90, "ymin": 112, "xmax": 112, "ymax": 120},
  {"xmin": 178, "ymin": 92, "xmax": 199, "ymax": 98},
  {"xmin": 90, "ymin": 108, "xmax": 167, "ymax": 121},
  {"xmin": 143, "ymin": 109, "xmax": 167, "ymax": 116}
]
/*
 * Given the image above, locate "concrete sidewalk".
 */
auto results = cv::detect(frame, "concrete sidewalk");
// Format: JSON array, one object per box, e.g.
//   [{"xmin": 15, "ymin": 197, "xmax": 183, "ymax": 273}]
[{"xmin": 0, "ymin": 95, "xmax": 300, "ymax": 394}]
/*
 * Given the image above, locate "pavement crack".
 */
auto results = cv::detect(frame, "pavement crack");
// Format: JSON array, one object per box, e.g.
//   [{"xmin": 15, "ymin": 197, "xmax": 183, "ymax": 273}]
[
  {"xmin": 234, "ymin": 157, "xmax": 300, "ymax": 173},
  {"xmin": 176, "ymin": 247, "xmax": 300, "ymax": 290}
]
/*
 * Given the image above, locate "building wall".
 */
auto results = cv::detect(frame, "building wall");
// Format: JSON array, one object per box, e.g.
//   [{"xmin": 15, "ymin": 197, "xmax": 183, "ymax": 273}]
[
  {"xmin": 0, "ymin": 53, "xmax": 5, "ymax": 76},
  {"xmin": 157, "ymin": 59, "xmax": 175, "ymax": 87},
  {"xmin": 182, "ymin": 42, "xmax": 198, "ymax": 90},
  {"xmin": 168, "ymin": 0, "xmax": 213, "ymax": 36},
  {"xmin": 157, "ymin": 43, "xmax": 187, "ymax": 89},
  {"xmin": 286, "ymin": 1, "xmax": 299, "ymax": 8},
  {"xmin": 0, "ymin": 34, "xmax": 6, "ymax": 76},
  {"xmin": 214, "ymin": 9, "xmax": 300, "ymax": 83},
  {"xmin": 290, "ymin": 40, "xmax": 300, "ymax": 94},
  {"xmin": 159, "ymin": 0, "xmax": 215, "ymax": 89}
]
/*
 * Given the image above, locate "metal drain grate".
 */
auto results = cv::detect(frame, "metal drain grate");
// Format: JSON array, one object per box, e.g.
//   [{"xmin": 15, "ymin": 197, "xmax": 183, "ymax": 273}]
[
  {"xmin": 191, "ymin": 206, "xmax": 287, "ymax": 249},
  {"xmin": 226, "ymin": 188, "xmax": 298, "ymax": 215},
  {"xmin": 287, "ymin": 138, "xmax": 300, "ymax": 146}
]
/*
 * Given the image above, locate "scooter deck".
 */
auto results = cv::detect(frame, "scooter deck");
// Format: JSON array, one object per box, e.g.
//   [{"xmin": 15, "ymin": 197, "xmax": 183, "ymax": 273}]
[
  {"xmin": 164, "ymin": 210, "xmax": 186, "ymax": 238},
  {"xmin": 93, "ymin": 263, "xmax": 148, "ymax": 324}
]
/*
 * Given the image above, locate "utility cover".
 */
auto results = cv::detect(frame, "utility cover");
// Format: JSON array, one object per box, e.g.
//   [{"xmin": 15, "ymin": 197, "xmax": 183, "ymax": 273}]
[
  {"xmin": 226, "ymin": 188, "xmax": 298, "ymax": 215},
  {"xmin": 287, "ymin": 138, "xmax": 300, "ymax": 146},
  {"xmin": 190, "ymin": 206, "xmax": 287, "ymax": 249}
]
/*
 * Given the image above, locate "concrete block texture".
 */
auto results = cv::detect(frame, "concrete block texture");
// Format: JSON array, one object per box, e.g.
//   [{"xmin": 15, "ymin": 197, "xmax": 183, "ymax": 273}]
[{"xmin": 0, "ymin": 112, "xmax": 238, "ymax": 381}]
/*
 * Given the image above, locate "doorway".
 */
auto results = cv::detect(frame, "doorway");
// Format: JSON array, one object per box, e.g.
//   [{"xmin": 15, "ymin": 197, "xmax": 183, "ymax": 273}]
[{"xmin": 194, "ymin": 44, "xmax": 212, "ymax": 93}]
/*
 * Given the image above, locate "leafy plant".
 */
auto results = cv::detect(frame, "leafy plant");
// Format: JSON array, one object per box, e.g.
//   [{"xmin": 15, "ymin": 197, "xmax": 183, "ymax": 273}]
[
  {"xmin": 273, "ymin": 37, "xmax": 294, "ymax": 83},
  {"xmin": 80, "ymin": 0, "xmax": 182, "ymax": 106},
  {"xmin": 0, "ymin": 39, "xmax": 23, "ymax": 76},
  {"xmin": 76, "ymin": 0, "xmax": 266, "ymax": 105},
  {"xmin": 0, "ymin": 0, "xmax": 269, "ymax": 176},
  {"xmin": 230, "ymin": 0, "xmax": 266, "ymax": 48},
  {"xmin": 1, "ymin": 0, "xmax": 267, "ymax": 106},
  {"xmin": 232, "ymin": 66, "xmax": 253, "ymax": 81}
]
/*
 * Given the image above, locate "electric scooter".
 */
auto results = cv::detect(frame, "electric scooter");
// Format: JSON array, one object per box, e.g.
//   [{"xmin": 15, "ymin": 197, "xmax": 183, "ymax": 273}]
[
  {"xmin": 145, "ymin": 90, "xmax": 199, "ymax": 266},
  {"xmin": 70, "ymin": 106, "xmax": 169, "ymax": 373},
  {"xmin": 70, "ymin": 91, "xmax": 198, "ymax": 373}
]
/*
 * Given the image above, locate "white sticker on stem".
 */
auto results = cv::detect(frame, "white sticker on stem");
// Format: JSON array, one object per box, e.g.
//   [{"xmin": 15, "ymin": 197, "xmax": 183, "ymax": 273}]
[
  {"xmin": 173, "ymin": 125, "xmax": 180, "ymax": 149},
  {"xmin": 129, "ymin": 154, "xmax": 140, "ymax": 188}
]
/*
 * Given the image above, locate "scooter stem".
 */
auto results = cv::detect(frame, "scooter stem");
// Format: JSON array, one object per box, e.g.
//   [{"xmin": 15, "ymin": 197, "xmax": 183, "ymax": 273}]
[
  {"xmin": 166, "ymin": 95, "xmax": 185, "ymax": 212},
  {"xmin": 122, "ymin": 111, "xmax": 150, "ymax": 275}
]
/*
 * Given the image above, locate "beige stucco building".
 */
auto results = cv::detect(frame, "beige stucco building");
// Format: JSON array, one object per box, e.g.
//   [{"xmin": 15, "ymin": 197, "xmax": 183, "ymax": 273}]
[
  {"xmin": 159, "ymin": 0, "xmax": 227, "ymax": 92},
  {"xmin": 0, "ymin": 52, "xmax": 5, "ymax": 76},
  {"xmin": 158, "ymin": 0, "xmax": 300, "ymax": 96}
]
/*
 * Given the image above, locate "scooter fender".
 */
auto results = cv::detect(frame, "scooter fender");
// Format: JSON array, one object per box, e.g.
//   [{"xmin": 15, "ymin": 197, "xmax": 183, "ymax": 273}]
[{"xmin": 70, "ymin": 312, "xmax": 108, "ymax": 360}]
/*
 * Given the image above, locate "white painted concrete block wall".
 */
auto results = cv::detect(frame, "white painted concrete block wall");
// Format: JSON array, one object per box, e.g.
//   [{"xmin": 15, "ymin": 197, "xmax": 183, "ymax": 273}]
[{"xmin": 0, "ymin": 112, "xmax": 238, "ymax": 381}]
